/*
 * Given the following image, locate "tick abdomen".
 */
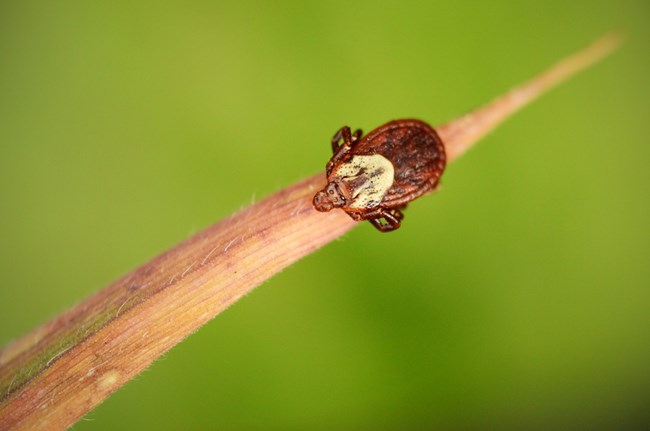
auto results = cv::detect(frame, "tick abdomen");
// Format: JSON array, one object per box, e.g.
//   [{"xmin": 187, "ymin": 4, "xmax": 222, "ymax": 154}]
[{"xmin": 352, "ymin": 120, "xmax": 446, "ymax": 207}]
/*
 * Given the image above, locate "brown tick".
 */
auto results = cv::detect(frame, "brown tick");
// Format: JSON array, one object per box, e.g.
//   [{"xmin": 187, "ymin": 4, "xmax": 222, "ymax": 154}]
[{"xmin": 313, "ymin": 119, "xmax": 446, "ymax": 232}]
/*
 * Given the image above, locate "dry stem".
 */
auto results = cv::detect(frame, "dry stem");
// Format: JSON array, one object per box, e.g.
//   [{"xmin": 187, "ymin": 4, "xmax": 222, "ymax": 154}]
[{"xmin": 0, "ymin": 33, "xmax": 620, "ymax": 430}]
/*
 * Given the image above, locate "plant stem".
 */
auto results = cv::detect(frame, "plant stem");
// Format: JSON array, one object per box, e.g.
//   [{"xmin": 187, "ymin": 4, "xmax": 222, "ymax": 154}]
[{"xmin": 0, "ymin": 33, "xmax": 620, "ymax": 431}]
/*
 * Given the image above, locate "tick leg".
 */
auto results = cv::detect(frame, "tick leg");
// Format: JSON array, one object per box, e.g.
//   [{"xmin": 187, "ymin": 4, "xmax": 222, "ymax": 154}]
[
  {"xmin": 327, "ymin": 126, "xmax": 356, "ymax": 176},
  {"xmin": 387, "ymin": 207, "xmax": 405, "ymax": 222},
  {"xmin": 330, "ymin": 127, "xmax": 362, "ymax": 152},
  {"xmin": 363, "ymin": 208, "xmax": 402, "ymax": 232},
  {"xmin": 368, "ymin": 214, "xmax": 401, "ymax": 232},
  {"xmin": 352, "ymin": 128, "xmax": 363, "ymax": 143},
  {"xmin": 331, "ymin": 126, "xmax": 353, "ymax": 153}
]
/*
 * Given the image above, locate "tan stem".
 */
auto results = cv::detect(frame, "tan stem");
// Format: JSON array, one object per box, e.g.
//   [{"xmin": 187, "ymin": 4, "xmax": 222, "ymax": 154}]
[{"xmin": 0, "ymin": 33, "xmax": 620, "ymax": 430}]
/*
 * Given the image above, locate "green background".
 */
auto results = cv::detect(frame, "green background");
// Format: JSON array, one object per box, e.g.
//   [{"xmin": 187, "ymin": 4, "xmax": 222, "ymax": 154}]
[{"xmin": 1, "ymin": 0, "xmax": 649, "ymax": 429}]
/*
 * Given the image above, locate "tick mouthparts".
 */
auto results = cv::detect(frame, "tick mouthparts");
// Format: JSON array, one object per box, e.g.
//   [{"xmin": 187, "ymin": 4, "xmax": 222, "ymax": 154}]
[
  {"xmin": 314, "ymin": 182, "xmax": 347, "ymax": 212},
  {"xmin": 313, "ymin": 190, "xmax": 333, "ymax": 212}
]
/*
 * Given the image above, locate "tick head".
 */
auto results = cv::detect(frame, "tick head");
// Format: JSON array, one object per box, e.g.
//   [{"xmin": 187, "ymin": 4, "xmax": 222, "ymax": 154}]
[{"xmin": 313, "ymin": 182, "xmax": 345, "ymax": 212}]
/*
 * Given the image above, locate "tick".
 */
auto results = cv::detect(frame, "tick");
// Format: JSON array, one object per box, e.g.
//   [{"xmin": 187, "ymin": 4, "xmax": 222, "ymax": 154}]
[{"xmin": 313, "ymin": 119, "xmax": 446, "ymax": 232}]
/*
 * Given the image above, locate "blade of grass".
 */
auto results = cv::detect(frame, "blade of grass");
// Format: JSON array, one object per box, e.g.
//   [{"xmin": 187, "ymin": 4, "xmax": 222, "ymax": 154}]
[{"xmin": 0, "ymin": 33, "xmax": 621, "ymax": 431}]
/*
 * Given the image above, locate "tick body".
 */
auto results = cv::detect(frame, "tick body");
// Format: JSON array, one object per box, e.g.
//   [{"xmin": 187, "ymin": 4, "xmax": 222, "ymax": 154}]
[{"xmin": 313, "ymin": 119, "xmax": 446, "ymax": 232}]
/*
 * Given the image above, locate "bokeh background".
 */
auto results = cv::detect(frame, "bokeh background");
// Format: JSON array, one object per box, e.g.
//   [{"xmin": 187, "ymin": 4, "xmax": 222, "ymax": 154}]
[{"xmin": 1, "ymin": 0, "xmax": 649, "ymax": 429}]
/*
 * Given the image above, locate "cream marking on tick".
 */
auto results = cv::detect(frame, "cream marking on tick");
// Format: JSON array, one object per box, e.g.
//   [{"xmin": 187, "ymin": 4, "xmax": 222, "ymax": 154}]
[{"xmin": 332, "ymin": 154, "xmax": 395, "ymax": 209}]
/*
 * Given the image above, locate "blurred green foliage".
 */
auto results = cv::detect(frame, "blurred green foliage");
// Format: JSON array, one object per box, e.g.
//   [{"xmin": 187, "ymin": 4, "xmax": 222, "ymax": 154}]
[{"xmin": 1, "ymin": 0, "xmax": 649, "ymax": 429}]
